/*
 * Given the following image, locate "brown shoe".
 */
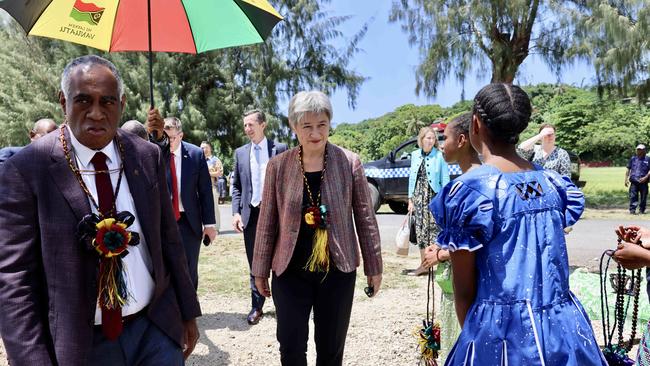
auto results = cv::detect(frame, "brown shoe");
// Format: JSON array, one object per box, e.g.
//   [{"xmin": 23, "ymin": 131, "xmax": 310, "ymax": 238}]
[{"xmin": 247, "ymin": 308, "xmax": 263, "ymax": 325}]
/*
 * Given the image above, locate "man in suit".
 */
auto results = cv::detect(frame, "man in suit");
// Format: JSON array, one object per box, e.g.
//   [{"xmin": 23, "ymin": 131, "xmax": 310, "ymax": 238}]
[
  {"xmin": 0, "ymin": 118, "xmax": 57, "ymax": 165},
  {"xmin": 0, "ymin": 55, "xmax": 201, "ymax": 365},
  {"xmin": 232, "ymin": 109, "xmax": 288, "ymax": 325},
  {"xmin": 121, "ymin": 119, "xmax": 148, "ymax": 140},
  {"xmin": 164, "ymin": 117, "xmax": 217, "ymax": 289}
]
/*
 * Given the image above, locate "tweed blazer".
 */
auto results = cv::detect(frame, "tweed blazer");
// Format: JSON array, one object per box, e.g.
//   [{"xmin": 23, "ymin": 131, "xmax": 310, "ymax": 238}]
[
  {"xmin": 252, "ymin": 143, "xmax": 382, "ymax": 278},
  {"xmin": 0, "ymin": 129, "xmax": 201, "ymax": 365}
]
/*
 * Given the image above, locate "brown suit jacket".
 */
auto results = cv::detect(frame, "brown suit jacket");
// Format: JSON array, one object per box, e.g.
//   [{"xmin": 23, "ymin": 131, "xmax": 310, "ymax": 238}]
[
  {"xmin": 252, "ymin": 143, "xmax": 382, "ymax": 278},
  {"xmin": 0, "ymin": 129, "xmax": 201, "ymax": 365}
]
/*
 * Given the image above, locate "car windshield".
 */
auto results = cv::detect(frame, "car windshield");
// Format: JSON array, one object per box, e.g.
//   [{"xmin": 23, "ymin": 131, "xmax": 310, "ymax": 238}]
[{"xmin": 396, "ymin": 140, "xmax": 419, "ymax": 160}]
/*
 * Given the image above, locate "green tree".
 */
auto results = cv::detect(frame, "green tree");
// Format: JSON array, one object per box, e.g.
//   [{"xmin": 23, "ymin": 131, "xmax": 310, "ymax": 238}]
[
  {"xmin": 566, "ymin": 0, "xmax": 649, "ymax": 100},
  {"xmin": 390, "ymin": 0, "xmax": 552, "ymax": 96},
  {"xmin": 0, "ymin": 0, "xmax": 367, "ymax": 164},
  {"xmin": 0, "ymin": 26, "xmax": 61, "ymax": 146},
  {"xmin": 390, "ymin": 0, "xmax": 649, "ymax": 101}
]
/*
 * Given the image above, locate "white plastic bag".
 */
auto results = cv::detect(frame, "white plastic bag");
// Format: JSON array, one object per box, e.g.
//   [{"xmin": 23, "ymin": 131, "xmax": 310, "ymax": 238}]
[{"xmin": 395, "ymin": 213, "xmax": 411, "ymax": 256}]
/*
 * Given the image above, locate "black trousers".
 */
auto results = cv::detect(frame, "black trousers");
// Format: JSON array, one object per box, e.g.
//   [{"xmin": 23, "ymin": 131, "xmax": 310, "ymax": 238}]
[
  {"xmin": 178, "ymin": 213, "xmax": 201, "ymax": 289},
  {"xmin": 272, "ymin": 268, "xmax": 356, "ymax": 366},
  {"xmin": 629, "ymin": 181, "xmax": 648, "ymax": 213},
  {"xmin": 243, "ymin": 206, "xmax": 265, "ymax": 310}
]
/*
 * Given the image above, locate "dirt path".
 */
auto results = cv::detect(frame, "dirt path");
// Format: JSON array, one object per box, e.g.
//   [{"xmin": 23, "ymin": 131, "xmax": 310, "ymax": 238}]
[{"xmin": 0, "ymin": 237, "xmax": 642, "ymax": 365}]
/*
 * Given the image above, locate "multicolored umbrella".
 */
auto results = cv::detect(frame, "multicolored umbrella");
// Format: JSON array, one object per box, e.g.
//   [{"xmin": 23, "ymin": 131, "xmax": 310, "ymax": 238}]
[{"xmin": 0, "ymin": 0, "xmax": 283, "ymax": 104}]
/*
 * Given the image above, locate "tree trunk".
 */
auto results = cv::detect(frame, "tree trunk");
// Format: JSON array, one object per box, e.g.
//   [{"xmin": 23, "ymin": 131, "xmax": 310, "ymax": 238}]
[{"xmin": 489, "ymin": 33, "xmax": 531, "ymax": 84}]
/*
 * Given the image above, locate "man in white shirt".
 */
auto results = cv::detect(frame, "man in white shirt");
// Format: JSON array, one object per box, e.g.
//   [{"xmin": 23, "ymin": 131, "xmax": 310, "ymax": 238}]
[
  {"xmin": 0, "ymin": 55, "xmax": 201, "ymax": 365},
  {"xmin": 163, "ymin": 117, "xmax": 217, "ymax": 289},
  {"xmin": 231, "ymin": 109, "xmax": 287, "ymax": 325}
]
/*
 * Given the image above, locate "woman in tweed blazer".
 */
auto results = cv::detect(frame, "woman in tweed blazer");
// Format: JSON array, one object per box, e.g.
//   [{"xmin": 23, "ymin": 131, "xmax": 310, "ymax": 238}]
[{"xmin": 252, "ymin": 91, "xmax": 383, "ymax": 366}]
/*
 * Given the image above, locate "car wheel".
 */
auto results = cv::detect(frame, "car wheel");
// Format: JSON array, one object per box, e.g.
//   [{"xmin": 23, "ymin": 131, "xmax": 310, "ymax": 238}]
[
  {"xmin": 367, "ymin": 183, "xmax": 381, "ymax": 212},
  {"xmin": 388, "ymin": 201, "xmax": 408, "ymax": 215}
]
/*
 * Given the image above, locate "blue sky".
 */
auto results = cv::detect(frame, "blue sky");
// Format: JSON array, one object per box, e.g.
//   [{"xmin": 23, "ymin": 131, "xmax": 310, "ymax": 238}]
[{"xmin": 323, "ymin": 1, "xmax": 595, "ymax": 125}]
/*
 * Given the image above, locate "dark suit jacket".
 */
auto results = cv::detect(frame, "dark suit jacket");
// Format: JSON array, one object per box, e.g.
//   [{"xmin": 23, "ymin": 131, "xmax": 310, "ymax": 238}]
[
  {"xmin": 252, "ymin": 143, "xmax": 382, "ymax": 278},
  {"xmin": 166, "ymin": 141, "xmax": 215, "ymax": 235},
  {"xmin": 0, "ymin": 129, "xmax": 201, "ymax": 366},
  {"xmin": 0, "ymin": 146, "xmax": 22, "ymax": 165},
  {"xmin": 231, "ymin": 139, "xmax": 288, "ymax": 227}
]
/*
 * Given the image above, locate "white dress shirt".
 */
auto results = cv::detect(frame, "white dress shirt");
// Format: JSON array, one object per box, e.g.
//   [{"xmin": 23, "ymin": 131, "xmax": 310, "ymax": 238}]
[
  {"xmin": 250, "ymin": 137, "xmax": 269, "ymax": 207},
  {"xmin": 68, "ymin": 128, "xmax": 155, "ymax": 324},
  {"xmin": 171, "ymin": 142, "xmax": 215, "ymax": 229},
  {"xmin": 171, "ymin": 143, "xmax": 185, "ymax": 212}
]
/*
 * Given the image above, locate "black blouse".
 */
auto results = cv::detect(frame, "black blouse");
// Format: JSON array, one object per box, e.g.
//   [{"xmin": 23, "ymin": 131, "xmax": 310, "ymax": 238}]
[{"xmin": 288, "ymin": 171, "xmax": 322, "ymax": 269}]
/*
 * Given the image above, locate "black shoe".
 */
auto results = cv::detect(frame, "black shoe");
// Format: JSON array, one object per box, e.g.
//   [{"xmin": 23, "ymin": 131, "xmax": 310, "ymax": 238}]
[{"xmin": 247, "ymin": 308, "xmax": 263, "ymax": 325}]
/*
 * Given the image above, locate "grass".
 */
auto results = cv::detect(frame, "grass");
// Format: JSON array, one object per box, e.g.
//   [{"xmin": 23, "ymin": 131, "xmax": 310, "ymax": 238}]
[
  {"xmin": 197, "ymin": 237, "xmax": 250, "ymax": 298},
  {"xmin": 197, "ymin": 236, "xmax": 425, "ymax": 298},
  {"xmin": 374, "ymin": 167, "xmax": 629, "ymax": 214},
  {"xmin": 581, "ymin": 167, "xmax": 628, "ymax": 208}
]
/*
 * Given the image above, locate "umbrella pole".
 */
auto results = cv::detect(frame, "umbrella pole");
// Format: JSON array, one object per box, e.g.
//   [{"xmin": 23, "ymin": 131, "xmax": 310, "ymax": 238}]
[
  {"xmin": 148, "ymin": 50, "xmax": 154, "ymax": 108},
  {"xmin": 147, "ymin": 0, "xmax": 154, "ymax": 108}
]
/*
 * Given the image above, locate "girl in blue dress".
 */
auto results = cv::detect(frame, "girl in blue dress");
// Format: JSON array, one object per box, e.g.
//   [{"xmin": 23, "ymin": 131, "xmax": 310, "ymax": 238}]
[{"xmin": 430, "ymin": 83, "xmax": 607, "ymax": 366}]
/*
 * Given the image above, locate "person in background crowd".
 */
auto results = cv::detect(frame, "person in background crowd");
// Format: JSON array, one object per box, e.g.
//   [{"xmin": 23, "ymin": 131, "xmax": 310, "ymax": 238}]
[
  {"xmin": 163, "ymin": 117, "xmax": 217, "ymax": 289},
  {"xmin": 121, "ymin": 119, "xmax": 148, "ymax": 140},
  {"xmin": 201, "ymin": 141, "xmax": 223, "ymax": 231},
  {"xmin": 228, "ymin": 170, "xmax": 235, "ymax": 200},
  {"xmin": 0, "ymin": 118, "xmax": 57, "ymax": 165},
  {"xmin": 231, "ymin": 109, "xmax": 288, "ymax": 325},
  {"xmin": 403, "ymin": 126, "xmax": 449, "ymax": 276},
  {"xmin": 421, "ymin": 112, "xmax": 480, "ymax": 361},
  {"xmin": 625, "ymin": 144, "xmax": 650, "ymax": 215},
  {"xmin": 252, "ymin": 91, "xmax": 382, "ymax": 366},
  {"xmin": 217, "ymin": 170, "xmax": 228, "ymax": 204},
  {"xmin": 430, "ymin": 83, "xmax": 605, "ymax": 365},
  {"xmin": 0, "ymin": 55, "xmax": 201, "ymax": 365},
  {"xmin": 517, "ymin": 123, "xmax": 571, "ymax": 177}
]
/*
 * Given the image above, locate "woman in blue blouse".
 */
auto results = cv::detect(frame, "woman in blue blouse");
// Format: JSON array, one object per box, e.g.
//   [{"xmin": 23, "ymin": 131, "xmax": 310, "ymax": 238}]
[
  {"xmin": 404, "ymin": 126, "xmax": 449, "ymax": 276},
  {"xmin": 430, "ymin": 83, "xmax": 606, "ymax": 365}
]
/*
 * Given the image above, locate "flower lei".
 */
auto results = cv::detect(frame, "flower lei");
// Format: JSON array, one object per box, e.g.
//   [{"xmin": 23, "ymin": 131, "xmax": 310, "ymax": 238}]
[
  {"xmin": 77, "ymin": 212, "xmax": 141, "ymax": 312},
  {"xmin": 415, "ymin": 194, "xmax": 440, "ymax": 365},
  {"xmin": 298, "ymin": 145, "xmax": 329, "ymax": 272},
  {"xmin": 304, "ymin": 205, "xmax": 327, "ymax": 230},
  {"xmin": 417, "ymin": 320, "xmax": 441, "ymax": 365},
  {"xmin": 415, "ymin": 268, "xmax": 441, "ymax": 365},
  {"xmin": 61, "ymin": 125, "xmax": 140, "ymax": 325}
]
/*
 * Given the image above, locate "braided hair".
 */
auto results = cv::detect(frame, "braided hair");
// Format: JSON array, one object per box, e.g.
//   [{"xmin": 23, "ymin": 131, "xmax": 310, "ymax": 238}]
[
  {"xmin": 449, "ymin": 112, "xmax": 472, "ymax": 136},
  {"xmin": 472, "ymin": 83, "xmax": 531, "ymax": 145}
]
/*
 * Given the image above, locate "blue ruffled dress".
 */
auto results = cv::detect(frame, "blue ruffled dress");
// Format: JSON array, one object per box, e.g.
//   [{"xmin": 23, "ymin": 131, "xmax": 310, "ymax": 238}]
[{"xmin": 430, "ymin": 165, "xmax": 607, "ymax": 366}]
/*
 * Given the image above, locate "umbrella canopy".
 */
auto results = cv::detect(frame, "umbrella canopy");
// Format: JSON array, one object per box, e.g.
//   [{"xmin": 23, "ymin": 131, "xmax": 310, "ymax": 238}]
[
  {"xmin": 1, "ymin": 0, "xmax": 283, "ymax": 53},
  {"xmin": 1, "ymin": 0, "xmax": 283, "ymax": 106}
]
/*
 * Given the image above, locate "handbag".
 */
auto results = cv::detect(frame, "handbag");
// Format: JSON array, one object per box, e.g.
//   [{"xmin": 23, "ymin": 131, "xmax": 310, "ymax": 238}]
[
  {"xmin": 435, "ymin": 260, "xmax": 454, "ymax": 294},
  {"xmin": 409, "ymin": 213, "xmax": 417, "ymax": 244},
  {"xmin": 395, "ymin": 213, "xmax": 411, "ymax": 256}
]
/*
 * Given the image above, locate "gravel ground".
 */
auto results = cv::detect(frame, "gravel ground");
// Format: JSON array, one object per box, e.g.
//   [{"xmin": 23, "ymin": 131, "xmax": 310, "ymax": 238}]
[
  {"xmin": 0, "ymin": 231, "xmax": 643, "ymax": 365},
  {"xmin": 186, "ymin": 289, "xmax": 423, "ymax": 366},
  {"xmin": 0, "ymin": 279, "xmax": 640, "ymax": 366}
]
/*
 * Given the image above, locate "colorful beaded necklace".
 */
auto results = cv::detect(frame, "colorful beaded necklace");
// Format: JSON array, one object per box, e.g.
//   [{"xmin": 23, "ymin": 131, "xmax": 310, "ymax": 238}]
[{"xmin": 298, "ymin": 145, "xmax": 329, "ymax": 272}]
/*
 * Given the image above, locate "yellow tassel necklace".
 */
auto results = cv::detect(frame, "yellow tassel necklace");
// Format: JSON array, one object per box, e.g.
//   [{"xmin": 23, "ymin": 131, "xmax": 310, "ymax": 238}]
[{"xmin": 298, "ymin": 145, "xmax": 329, "ymax": 273}]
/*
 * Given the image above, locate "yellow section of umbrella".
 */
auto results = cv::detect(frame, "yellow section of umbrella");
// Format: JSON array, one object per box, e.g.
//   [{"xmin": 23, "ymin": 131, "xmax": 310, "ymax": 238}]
[
  {"xmin": 29, "ymin": 0, "xmax": 119, "ymax": 51},
  {"xmin": 240, "ymin": 0, "xmax": 283, "ymax": 19}
]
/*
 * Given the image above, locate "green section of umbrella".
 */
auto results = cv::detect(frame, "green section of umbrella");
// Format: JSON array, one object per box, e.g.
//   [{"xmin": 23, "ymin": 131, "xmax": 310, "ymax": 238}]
[
  {"xmin": 570, "ymin": 267, "xmax": 649, "ymax": 325},
  {"xmin": 183, "ymin": 0, "xmax": 280, "ymax": 53}
]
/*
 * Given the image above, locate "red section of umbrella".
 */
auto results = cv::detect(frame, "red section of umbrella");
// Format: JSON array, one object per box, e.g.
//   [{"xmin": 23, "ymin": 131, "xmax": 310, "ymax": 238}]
[{"xmin": 110, "ymin": 0, "xmax": 195, "ymax": 53}]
